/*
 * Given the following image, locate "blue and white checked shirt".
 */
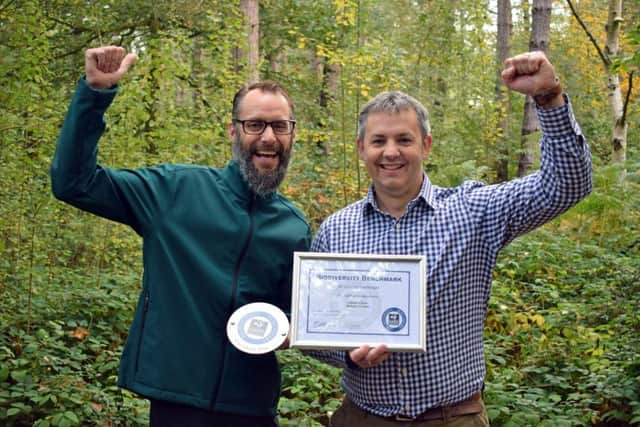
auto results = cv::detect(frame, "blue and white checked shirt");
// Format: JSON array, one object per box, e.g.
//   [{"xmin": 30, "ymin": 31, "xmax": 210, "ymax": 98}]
[{"xmin": 308, "ymin": 97, "xmax": 592, "ymax": 417}]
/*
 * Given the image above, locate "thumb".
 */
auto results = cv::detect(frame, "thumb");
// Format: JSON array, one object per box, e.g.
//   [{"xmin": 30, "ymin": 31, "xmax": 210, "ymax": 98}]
[
  {"xmin": 501, "ymin": 65, "xmax": 516, "ymax": 83},
  {"xmin": 117, "ymin": 52, "xmax": 138, "ymax": 76}
]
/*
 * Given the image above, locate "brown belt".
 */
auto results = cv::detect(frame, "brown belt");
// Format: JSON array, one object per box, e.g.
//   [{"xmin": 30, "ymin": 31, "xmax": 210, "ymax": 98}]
[{"xmin": 392, "ymin": 392, "xmax": 483, "ymax": 422}]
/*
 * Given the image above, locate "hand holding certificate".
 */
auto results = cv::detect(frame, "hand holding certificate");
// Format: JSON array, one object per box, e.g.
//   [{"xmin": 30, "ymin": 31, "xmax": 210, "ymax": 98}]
[
  {"xmin": 349, "ymin": 344, "xmax": 391, "ymax": 368},
  {"xmin": 290, "ymin": 252, "xmax": 427, "ymax": 352}
]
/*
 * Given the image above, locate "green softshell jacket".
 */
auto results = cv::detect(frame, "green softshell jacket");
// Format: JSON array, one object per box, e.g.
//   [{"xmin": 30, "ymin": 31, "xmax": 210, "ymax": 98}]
[{"xmin": 50, "ymin": 78, "xmax": 311, "ymax": 416}]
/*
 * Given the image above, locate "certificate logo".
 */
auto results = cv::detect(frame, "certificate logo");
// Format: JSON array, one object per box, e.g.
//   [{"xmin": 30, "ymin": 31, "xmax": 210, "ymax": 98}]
[{"xmin": 381, "ymin": 307, "xmax": 407, "ymax": 332}]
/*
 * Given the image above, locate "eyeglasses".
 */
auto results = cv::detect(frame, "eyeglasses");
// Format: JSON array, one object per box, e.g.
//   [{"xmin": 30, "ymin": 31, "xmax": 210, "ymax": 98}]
[{"xmin": 234, "ymin": 119, "xmax": 296, "ymax": 135}]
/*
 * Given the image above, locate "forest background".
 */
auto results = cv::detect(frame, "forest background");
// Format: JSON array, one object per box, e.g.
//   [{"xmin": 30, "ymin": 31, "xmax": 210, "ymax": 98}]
[{"xmin": 1, "ymin": 0, "xmax": 639, "ymax": 426}]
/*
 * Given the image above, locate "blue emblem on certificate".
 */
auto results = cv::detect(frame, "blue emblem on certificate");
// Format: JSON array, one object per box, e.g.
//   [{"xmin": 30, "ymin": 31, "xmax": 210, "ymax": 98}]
[
  {"xmin": 226, "ymin": 303, "xmax": 289, "ymax": 354},
  {"xmin": 381, "ymin": 307, "xmax": 407, "ymax": 332}
]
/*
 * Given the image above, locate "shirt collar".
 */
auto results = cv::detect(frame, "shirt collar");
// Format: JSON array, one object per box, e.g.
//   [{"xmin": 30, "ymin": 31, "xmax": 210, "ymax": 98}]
[{"xmin": 362, "ymin": 173, "xmax": 436, "ymax": 216}]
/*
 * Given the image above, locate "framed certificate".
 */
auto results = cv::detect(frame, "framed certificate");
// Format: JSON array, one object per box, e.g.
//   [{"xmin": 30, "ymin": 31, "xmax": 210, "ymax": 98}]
[{"xmin": 290, "ymin": 252, "xmax": 426, "ymax": 352}]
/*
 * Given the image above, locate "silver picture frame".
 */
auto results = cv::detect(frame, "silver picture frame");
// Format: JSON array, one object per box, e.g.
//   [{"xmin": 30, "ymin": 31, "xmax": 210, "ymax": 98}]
[{"xmin": 290, "ymin": 252, "xmax": 427, "ymax": 352}]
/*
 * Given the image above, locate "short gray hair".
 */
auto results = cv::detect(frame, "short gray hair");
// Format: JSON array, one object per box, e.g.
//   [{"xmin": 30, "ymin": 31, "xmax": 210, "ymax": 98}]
[{"xmin": 357, "ymin": 91, "xmax": 431, "ymax": 141}]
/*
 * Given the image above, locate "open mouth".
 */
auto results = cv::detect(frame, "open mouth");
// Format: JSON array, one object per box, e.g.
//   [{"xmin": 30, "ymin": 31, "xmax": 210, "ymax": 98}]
[
  {"xmin": 255, "ymin": 150, "xmax": 279, "ymax": 159},
  {"xmin": 252, "ymin": 149, "xmax": 281, "ymax": 171},
  {"xmin": 380, "ymin": 164, "xmax": 404, "ymax": 171}
]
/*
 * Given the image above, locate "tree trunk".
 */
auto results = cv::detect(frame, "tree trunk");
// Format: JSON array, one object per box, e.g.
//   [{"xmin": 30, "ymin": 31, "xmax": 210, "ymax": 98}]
[
  {"xmin": 190, "ymin": 36, "xmax": 204, "ymax": 109},
  {"xmin": 142, "ymin": 14, "xmax": 160, "ymax": 155},
  {"xmin": 239, "ymin": 0, "xmax": 260, "ymax": 84},
  {"xmin": 605, "ymin": 0, "xmax": 627, "ymax": 164},
  {"xmin": 566, "ymin": 0, "xmax": 628, "ymax": 165},
  {"xmin": 311, "ymin": 50, "xmax": 330, "ymax": 154},
  {"xmin": 518, "ymin": 0, "xmax": 552, "ymax": 177},
  {"xmin": 495, "ymin": 0, "xmax": 512, "ymax": 182},
  {"xmin": 269, "ymin": 51, "xmax": 285, "ymax": 73}
]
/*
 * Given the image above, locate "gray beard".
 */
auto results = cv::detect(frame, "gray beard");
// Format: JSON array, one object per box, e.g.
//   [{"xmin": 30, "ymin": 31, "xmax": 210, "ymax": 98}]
[{"xmin": 232, "ymin": 134, "xmax": 292, "ymax": 197}]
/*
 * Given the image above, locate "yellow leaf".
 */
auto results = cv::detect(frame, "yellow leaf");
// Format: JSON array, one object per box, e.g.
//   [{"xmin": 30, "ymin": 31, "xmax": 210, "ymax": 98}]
[
  {"xmin": 70, "ymin": 327, "xmax": 89, "ymax": 340},
  {"xmin": 532, "ymin": 314, "xmax": 545, "ymax": 328}
]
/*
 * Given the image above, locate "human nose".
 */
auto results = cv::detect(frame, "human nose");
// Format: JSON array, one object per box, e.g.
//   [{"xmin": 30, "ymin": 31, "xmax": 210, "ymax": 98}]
[
  {"xmin": 382, "ymin": 141, "xmax": 400, "ymax": 158},
  {"xmin": 259, "ymin": 123, "xmax": 277, "ymax": 140}
]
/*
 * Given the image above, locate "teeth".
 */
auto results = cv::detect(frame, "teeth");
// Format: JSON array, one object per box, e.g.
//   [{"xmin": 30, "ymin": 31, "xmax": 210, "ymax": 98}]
[{"xmin": 256, "ymin": 151, "xmax": 277, "ymax": 157}]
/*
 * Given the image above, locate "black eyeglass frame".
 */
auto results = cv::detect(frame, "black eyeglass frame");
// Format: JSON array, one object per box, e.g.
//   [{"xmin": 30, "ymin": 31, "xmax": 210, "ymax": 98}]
[{"xmin": 233, "ymin": 119, "xmax": 296, "ymax": 135}]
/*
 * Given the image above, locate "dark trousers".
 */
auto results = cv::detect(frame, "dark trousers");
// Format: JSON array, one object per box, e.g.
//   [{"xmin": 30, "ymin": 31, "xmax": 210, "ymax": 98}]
[{"xmin": 149, "ymin": 399, "xmax": 279, "ymax": 427}]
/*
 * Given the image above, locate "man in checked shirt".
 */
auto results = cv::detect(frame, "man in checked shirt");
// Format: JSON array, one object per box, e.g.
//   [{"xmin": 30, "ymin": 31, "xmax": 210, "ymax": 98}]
[{"xmin": 307, "ymin": 51, "xmax": 592, "ymax": 426}]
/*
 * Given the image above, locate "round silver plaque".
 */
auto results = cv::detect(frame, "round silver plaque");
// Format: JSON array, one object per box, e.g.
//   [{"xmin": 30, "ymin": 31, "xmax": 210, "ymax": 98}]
[{"xmin": 226, "ymin": 302, "xmax": 289, "ymax": 354}]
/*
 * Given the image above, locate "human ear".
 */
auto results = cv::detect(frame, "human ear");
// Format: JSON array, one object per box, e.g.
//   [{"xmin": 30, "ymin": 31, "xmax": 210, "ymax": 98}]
[
  {"xmin": 228, "ymin": 122, "xmax": 236, "ymax": 140},
  {"xmin": 357, "ymin": 138, "xmax": 366, "ymax": 160},
  {"xmin": 422, "ymin": 135, "xmax": 433, "ymax": 160}
]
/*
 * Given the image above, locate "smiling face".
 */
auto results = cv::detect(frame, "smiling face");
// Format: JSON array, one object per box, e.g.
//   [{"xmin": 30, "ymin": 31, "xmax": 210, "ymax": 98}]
[
  {"xmin": 229, "ymin": 88, "xmax": 295, "ymax": 195},
  {"xmin": 358, "ymin": 108, "xmax": 432, "ymax": 209}
]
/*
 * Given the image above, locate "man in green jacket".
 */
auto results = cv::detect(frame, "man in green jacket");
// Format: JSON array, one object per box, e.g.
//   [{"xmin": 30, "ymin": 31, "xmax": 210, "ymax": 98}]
[{"xmin": 51, "ymin": 46, "xmax": 311, "ymax": 427}]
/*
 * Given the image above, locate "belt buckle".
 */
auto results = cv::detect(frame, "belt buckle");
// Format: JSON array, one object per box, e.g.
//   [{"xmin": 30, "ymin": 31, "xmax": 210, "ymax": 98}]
[{"xmin": 394, "ymin": 414, "xmax": 415, "ymax": 422}]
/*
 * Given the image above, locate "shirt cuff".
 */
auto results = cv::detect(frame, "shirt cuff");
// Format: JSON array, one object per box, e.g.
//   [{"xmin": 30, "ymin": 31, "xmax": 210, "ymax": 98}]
[{"xmin": 535, "ymin": 93, "xmax": 582, "ymax": 139}]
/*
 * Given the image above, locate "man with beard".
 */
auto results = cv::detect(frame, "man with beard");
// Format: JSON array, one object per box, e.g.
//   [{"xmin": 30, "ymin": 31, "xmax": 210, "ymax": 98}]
[{"xmin": 51, "ymin": 46, "xmax": 310, "ymax": 426}]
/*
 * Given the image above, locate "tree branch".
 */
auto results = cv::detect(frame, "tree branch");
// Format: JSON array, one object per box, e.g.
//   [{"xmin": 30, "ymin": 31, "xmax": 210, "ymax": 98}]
[
  {"xmin": 565, "ymin": 0, "xmax": 609, "ymax": 66},
  {"xmin": 0, "ymin": 125, "xmax": 23, "ymax": 133},
  {"xmin": 174, "ymin": 75, "xmax": 212, "ymax": 109},
  {"xmin": 43, "ymin": 14, "xmax": 90, "ymax": 33},
  {"xmin": 621, "ymin": 70, "xmax": 634, "ymax": 126},
  {"xmin": 54, "ymin": 26, "xmax": 143, "ymax": 60},
  {"xmin": 0, "ymin": 0, "xmax": 15, "ymax": 13}
]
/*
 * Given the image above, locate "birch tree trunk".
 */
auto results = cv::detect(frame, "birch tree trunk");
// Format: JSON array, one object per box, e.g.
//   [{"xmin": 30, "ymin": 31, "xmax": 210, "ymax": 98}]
[
  {"xmin": 605, "ymin": 0, "xmax": 627, "ymax": 164},
  {"xmin": 518, "ymin": 0, "xmax": 552, "ymax": 177},
  {"xmin": 495, "ymin": 0, "xmax": 512, "ymax": 182},
  {"xmin": 567, "ymin": 0, "xmax": 628, "ymax": 165}
]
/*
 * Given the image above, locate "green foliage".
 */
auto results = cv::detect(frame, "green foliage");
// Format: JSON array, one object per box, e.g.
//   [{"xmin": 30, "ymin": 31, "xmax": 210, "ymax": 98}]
[
  {"xmin": 1, "ymin": 271, "xmax": 148, "ymax": 426},
  {"xmin": 483, "ymin": 174, "xmax": 640, "ymax": 426},
  {"xmin": 277, "ymin": 350, "xmax": 342, "ymax": 426}
]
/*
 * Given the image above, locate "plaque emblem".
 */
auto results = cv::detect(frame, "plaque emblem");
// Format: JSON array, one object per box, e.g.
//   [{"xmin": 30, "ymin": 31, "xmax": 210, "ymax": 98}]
[{"xmin": 227, "ymin": 303, "xmax": 289, "ymax": 354}]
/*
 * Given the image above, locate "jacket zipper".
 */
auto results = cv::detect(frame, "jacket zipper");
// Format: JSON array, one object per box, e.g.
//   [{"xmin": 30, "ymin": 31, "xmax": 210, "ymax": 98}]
[{"xmin": 210, "ymin": 195, "xmax": 255, "ymax": 409}]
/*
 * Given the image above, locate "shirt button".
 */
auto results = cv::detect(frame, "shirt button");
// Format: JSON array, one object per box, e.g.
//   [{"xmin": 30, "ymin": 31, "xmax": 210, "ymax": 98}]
[
  {"xmin": 404, "ymin": 404, "xmax": 411, "ymax": 412},
  {"xmin": 401, "ymin": 368, "xmax": 408, "ymax": 377}
]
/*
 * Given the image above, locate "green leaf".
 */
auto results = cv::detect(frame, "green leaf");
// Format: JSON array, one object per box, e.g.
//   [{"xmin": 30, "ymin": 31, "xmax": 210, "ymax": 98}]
[
  {"xmin": 64, "ymin": 411, "xmax": 79, "ymax": 424},
  {"xmin": 10, "ymin": 370, "xmax": 28, "ymax": 381},
  {"xmin": 7, "ymin": 407, "xmax": 21, "ymax": 416},
  {"xmin": 487, "ymin": 408, "xmax": 501, "ymax": 419},
  {"xmin": 51, "ymin": 413, "xmax": 63, "ymax": 425},
  {"xmin": 0, "ymin": 365, "xmax": 9, "ymax": 381}
]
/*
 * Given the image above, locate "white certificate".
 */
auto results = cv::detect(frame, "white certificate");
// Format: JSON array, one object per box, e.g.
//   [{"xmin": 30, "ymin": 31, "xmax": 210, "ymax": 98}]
[{"xmin": 290, "ymin": 252, "xmax": 426, "ymax": 352}]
